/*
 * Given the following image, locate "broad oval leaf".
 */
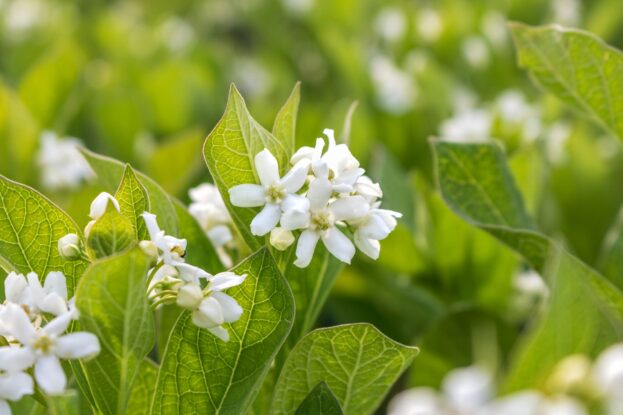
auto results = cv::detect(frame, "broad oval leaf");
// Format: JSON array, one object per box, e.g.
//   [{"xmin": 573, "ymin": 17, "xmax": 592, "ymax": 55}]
[
  {"xmin": 510, "ymin": 23, "xmax": 623, "ymax": 140},
  {"xmin": 0, "ymin": 176, "xmax": 88, "ymax": 294},
  {"xmin": 295, "ymin": 382, "xmax": 343, "ymax": 415},
  {"xmin": 87, "ymin": 208, "xmax": 135, "ymax": 259},
  {"xmin": 115, "ymin": 165, "xmax": 150, "ymax": 240},
  {"xmin": 271, "ymin": 323, "xmax": 418, "ymax": 415},
  {"xmin": 203, "ymin": 84, "xmax": 290, "ymax": 251},
  {"xmin": 76, "ymin": 249, "xmax": 155, "ymax": 415},
  {"xmin": 152, "ymin": 248, "xmax": 294, "ymax": 414}
]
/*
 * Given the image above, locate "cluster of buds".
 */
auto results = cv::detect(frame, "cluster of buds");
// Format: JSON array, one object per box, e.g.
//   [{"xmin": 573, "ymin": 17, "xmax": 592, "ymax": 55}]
[{"xmin": 229, "ymin": 128, "xmax": 401, "ymax": 268}]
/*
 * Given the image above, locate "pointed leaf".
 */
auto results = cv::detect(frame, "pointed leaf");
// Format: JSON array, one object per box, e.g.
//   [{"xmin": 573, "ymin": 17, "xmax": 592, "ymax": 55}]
[
  {"xmin": 115, "ymin": 165, "xmax": 150, "ymax": 240},
  {"xmin": 152, "ymin": 248, "xmax": 295, "ymax": 414},
  {"xmin": 75, "ymin": 249, "xmax": 155, "ymax": 415},
  {"xmin": 0, "ymin": 176, "xmax": 88, "ymax": 294},
  {"xmin": 87, "ymin": 208, "xmax": 135, "ymax": 258},
  {"xmin": 272, "ymin": 82, "xmax": 300, "ymax": 156},
  {"xmin": 271, "ymin": 323, "xmax": 418, "ymax": 415},
  {"xmin": 295, "ymin": 382, "xmax": 343, "ymax": 415}
]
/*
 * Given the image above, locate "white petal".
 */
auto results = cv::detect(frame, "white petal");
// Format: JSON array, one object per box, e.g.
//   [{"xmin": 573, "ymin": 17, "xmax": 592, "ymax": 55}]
[
  {"xmin": 197, "ymin": 296, "xmax": 224, "ymax": 327},
  {"xmin": 354, "ymin": 232, "xmax": 380, "ymax": 260},
  {"xmin": 0, "ymin": 347, "xmax": 36, "ymax": 373},
  {"xmin": 255, "ymin": 149, "xmax": 280, "ymax": 186},
  {"xmin": 280, "ymin": 160, "xmax": 309, "ymax": 193},
  {"xmin": 311, "ymin": 160, "xmax": 329, "ymax": 179},
  {"xmin": 208, "ymin": 326, "xmax": 230, "ymax": 342},
  {"xmin": 43, "ymin": 272, "xmax": 68, "ymax": 300},
  {"xmin": 42, "ymin": 313, "xmax": 72, "ymax": 337},
  {"xmin": 307, "ymin": 177, "xmax": 332, "ymax": 211},
  {"xmin": 55, "ymin": 333, "xmax": 101, "ymax": 360},
  {"xmin": 89, "ymin": 192, "xmax": 120, "ymax": 220},
  {"xmin": 3, "ymin": 304, "xmax": 36, "ymax": 345},
  {"xmin": 34, "ymin": 355, "xmax": 66, "ymax": 395},
  {"xmin": 4, "ymin": 273, "xmax": 27, "ymax": 304},
  {"xmin": 40, "ymin": 293, "xmax": 68, "ymax": 316},
  {"xmin": 173, "ymin": 262, "xmax": 211, "ymax": 283},
  {"xmin": 250, "ymin": 204, "xmax": 281, "ymax": 236},
  {"xmin": 334, "ymin": 167, "xmax": 364, "ymax": 187},
  {"xmin": 141, "ymin": 212, "xmax": 162, "ymax": 241},
  {"xmin": 228, "ymin": 184, "xmax": 266, "ymax": 207},
  {"xmin": 280, "ymin": 194, "xmax": 310, "ymax": 230},
  {"xmin": 176, "ymin": 284, "xmax": 204, "ymax": 310},
  {"xmin": 329, "ymin": 196, "xmax": 369, "ymax": 221},
  {"xmin": 0, "ymin": 400, "xmax": 9, "ymax": 415},
  {"xmin": 322, "ymin": 228, "xmax": 356, "ymax": 264},
  {"xmin": 290, "ymin": 146, "xmax": 315, "ymax": 165},
  {"xmin": 209, "ymin": 272, "xmax": 247, "ymax": 291},
  {"xmin": 0, "ymin": 372, "xmax": 34, "ymax": 401},
  {"xmin": 212, "ymin": 292, "xmax": 243, "ymax": 323},
  {"xmin": 294, "ymin": 230, "xmax": 320, "ymax": 268},
  {"xmin": 207, "ymin": 225, "xmax": 232, "ymax": 247},
  {"xmin": 358, "ymin": 214, "xmax": 392, "ymax": 240}
]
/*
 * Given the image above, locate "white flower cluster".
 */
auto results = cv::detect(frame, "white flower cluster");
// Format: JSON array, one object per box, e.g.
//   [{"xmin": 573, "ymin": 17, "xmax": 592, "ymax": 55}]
[
  {"xmin": 36, "ymin": 131, "xmax": 94, "ymax": 191},
  {"xmin": 388, "ymin": 365, "xmax": 587, "ymax": 415},
  {"xmin": 0, "ymin": 272, "xmax": 100, "ymax": 414},
  {"xmin": 141, "ymin": 212, "xmax": 246, "ymax": 342},
  {"xmin": 229, "ymin": 129, "xmax": 401, "ymax": 268}
]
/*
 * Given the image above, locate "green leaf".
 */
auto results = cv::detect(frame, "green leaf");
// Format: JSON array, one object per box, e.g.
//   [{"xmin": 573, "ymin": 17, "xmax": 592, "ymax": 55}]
[
  {"xmin": 76, "ymin": 249, "xmax": 155, "ymax": 415},
  {"xmin": 598, "ymin": 207, "xmax": 623, "ymax": 291},
  {"xmin": 115, "ymin": 165, "xmax": 150, "ymax": 241},
  {"xmin": 81, "ymin": 148, "xmax": 178, "ymax": 236},
  {"xmin": 271, "ymin": 323, "xmax": 418, "ymax": 415},
  {"xmin": 152, "ymin": 248, "xmax": 294, "ymax": 414},
  {"xmin": 127, "ymin": 359, "xmax": 159, "ymax": 415},
  {"xmin": 47, "ymin": 391, "xmax": 80, "ymax": 415},
  {"xmin": 272, "ymin": 82, "xmax": 300, "ymax": 157},
  {"xmin": 295, "ymin": 382, "xmax": 343, "ymax": 415},
  {"xmin": 510, "ymin": 23, "xmax": 623, "ymax": 139},
  {"xmin": 86, "ymin": 208, "xmax": 135, "ymax": 259},
  {"xmin": 203, "ymin": 84, "xmax": 290, "ymax": 251},
  {"xmin": 0, "ymin": 176, "xmax": 88, "ymax": 294}
]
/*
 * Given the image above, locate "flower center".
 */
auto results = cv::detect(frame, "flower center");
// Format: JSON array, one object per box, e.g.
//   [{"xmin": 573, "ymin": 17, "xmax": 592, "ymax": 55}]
[
  {"xmin": 310, "ymin": 210, "xmax": 334, "ymax": 231},
  {"xmin": 266, "ymin": 184, "xmax": 286, "ymax": 204},
  {"xmin": 33, "ymin": 334, "xmax": 55, "ymax": 355}
]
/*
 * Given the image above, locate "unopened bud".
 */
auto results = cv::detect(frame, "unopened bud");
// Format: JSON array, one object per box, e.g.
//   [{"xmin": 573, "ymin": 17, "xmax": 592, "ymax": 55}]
[
  {"xmin": 139, "ymin": 240, "xmax": 159, "ymax": 264},
  {"xmin": 58, "ymin": 234, "xmax": 82, "ymax": 260},
  {"xmin": 546, "ymin": 354, "xmax": 593, "ymax": 396},
  {"xmin": 270, "ymin": 227, "xmax": 295, "ymax": 251},
  {"xmin": 176, "ymin": 283, "xmax": 204, "ymax": 310}
]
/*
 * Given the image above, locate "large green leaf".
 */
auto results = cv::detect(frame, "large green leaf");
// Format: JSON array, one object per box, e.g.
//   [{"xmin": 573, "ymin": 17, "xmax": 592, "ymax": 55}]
[
  {"xmin": 510, "ymin": 23, "xmax": 623, "ymax": 140},
  {"xmin": 0, "ymin": 176, "xmax": 88, "ymax": 294},
  {"xmin": 81, "ymin": 149, "xmax": 178, "ymax": 236},
  {"xmin": 86, "ymin": 208, "xmax": 135, "ymax": 259},
  {"xmin": 271, "ymin": 323, "xmax": 418, "ymax": 415},
  {"xmin": 431, "ymin": 141, "xmax": 623, "ymax": 390},
  {"xmin": 115, "ymin": 165, "xmax": 150, "ymax": 241},
  {"xmin": 295, "ymin": 382, "xmax": 343, "ymax": 415},
  {"xmin": 203, "ymin": 84, "xmax": 290, "ymax": 251},
  {"xmin": 46, "ymin": 391, "xmax": 80, "ymax": 415},
  {"xmin": 76, "ymin": 249, "xmax": 155, "ymax": 415},
  {"xmin": 127, "ymin": 359, "xmax": 159, "ymax": 415},
  {"xmin": 272, "ymin": 82, "xmax": 300, "ymax": 157},
  {"xmin": 152, "ymin": 248, "xmax": 294, "ymax": 414}
]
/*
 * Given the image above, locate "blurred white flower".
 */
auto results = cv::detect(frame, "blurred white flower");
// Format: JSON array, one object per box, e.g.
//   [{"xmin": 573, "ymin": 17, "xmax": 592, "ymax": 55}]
[
  {"xmin": 0, "ymin": 369, "xmax": 34, "ymax": 415},
  {"xmin": 439, "ymin": 108, "xmax": 492, "ymax": 143},
  {"xmin": 281, "ymin": 0, "xmax": 314, "ymax": 15},
  {"xmin": 593, "ymin": 344, "xmax": 623, "ymax": 400},
  {"xmin": 388, "ymin": 387, "xmax": 449, "ymax": 415},
  {"xmin": 158, "ymin": 16, "xmax": 195, "ymax": 53},
  {"xmin": 189, "ymin": 183, "xmax": 233, "ymax": 248},
  {"xmin": 234, "ymin": 59, "xmax": 272, "ymax": 98},
  {"xmin": 36, "ymin": 131, "xmax": 94, "ymax": 191},
  {"xmin": 495, "ymin": 90, "xmax": 541, "ymax": 143},
  {"xmin": 462, "ymin": 36, "xmax": 490, "ymax": 69},
  {"xmin": 370, "ymin": 55, "xmax": 417, "ymax": 114},
  {"xmin": 481, "ymin": 11, "xmax": 508, "ymax": 50},
  {"xmin": 374, "ymin": 7, "xmax": 407, "ymax": 43},
  {"xmin": 545, "ymin": 122, "xmax": 571, "ymax": 165},
  {"xmin": 416, "ymin": 8, "xmax": 443, "ymax": 43},
  {"xmin": 442, "ymin": 366, "xmax": 493, "ymax": 414},
  {"xmin": 551, "ymin": 0, "xmax": 581, "ymax": 26}
]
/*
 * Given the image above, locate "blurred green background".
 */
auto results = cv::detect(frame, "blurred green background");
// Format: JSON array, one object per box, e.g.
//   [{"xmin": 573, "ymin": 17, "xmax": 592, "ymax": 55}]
[{"xmin": 2, "ymin": 0, "xmax": 623, "ymax": 403}]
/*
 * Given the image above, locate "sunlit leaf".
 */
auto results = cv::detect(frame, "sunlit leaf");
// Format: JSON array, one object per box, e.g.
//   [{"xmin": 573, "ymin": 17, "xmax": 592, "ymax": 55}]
[
  {"xmin": 295, "ymin": 382, "xmax": 343, "ymax": 415},
  {"xmin": 272, "ymin": 82, "xmax": 300, "ymax": 157},
  {"xmin": 115, "ymin": 165, "xmax": 150, "ymax": 240},
  {"xmin": 86, "ymin": 207, "xmax": 135, "ymax": 259},
  {"xmin": 127, "ymin": 359, "xmax": 159, "ymax": 415}
]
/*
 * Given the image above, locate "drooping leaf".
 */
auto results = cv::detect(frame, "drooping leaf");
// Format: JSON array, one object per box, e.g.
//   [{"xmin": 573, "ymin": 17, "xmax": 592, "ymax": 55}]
[
  {"xmin": 295, "ymin": 382, "xmax": 343, "ymax": 415},
  {"xmin": 115, "ymin": 165, "xmax": 150, "ymax": 240},
  {"xmin": 86, "ymin": 207, "xmax": 135, "ymax": 259},
  {"xmin": 152, "ymin": 248, "xmax": 294, "ymax": 414},
  {"xmin": 0, "ymin": 176, "xmax": 88, "ymax": 294},
  {"xmin": 203, "ymin": 84, "xmax": 290, "ymax": 251},
  {"xmin": 272, "ymin": 82, "xmax": 300, "ymax": 157},
  {"xmin": 127, "ymin": 359, "xmax": 159, "ymax": 415},
  {"xmin": 510, "ymin": 23, "xmax": 623, "ymax": 140},
  {"xmin": 76, "ymin": 249, "xmax": 155, "ymax": 415},
  {"xmin": 81, "ymin": 148, "xmax": 178, "ymax": 236},
  {"xmin": 271, "ymin": 323, "xmax": 418, "ymax": 415}
]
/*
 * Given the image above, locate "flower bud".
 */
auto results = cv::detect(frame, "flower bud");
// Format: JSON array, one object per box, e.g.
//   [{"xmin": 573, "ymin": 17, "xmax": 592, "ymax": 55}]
[
  {"xmin": 270, "ymin": 227, "xmax": 295, "ymax": 251},
  {"xmin": 89, "ymin": 192, "xmax": 120, "ymax": 220},
  {"xmin": 58, "ymin": 234, "xmax": 82, "ymax": 260},
  {"xmin": 139, "ymin": 240, "xmax": 159, "ymax": 264},
  {"xmin": 176, "ymin": 283, "xmax": 204, "ymax": 310}
]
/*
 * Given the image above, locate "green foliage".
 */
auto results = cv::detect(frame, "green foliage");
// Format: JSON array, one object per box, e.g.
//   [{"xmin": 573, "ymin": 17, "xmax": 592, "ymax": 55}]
[
  {"xmin": 46, "ymin": 391, "xmax": 80, "ymax": 415},
  {"xmin": 511, "ymin": 23, "xmax": 623, "ymax": 140},
  {"xmin": 115, "ymin": 165, "xmax": 150, "ymax": 241},
  {"xmin": 271, "ymin": 324, "xmax": 418, "ymax": 415},
  {"xmin": 127, "ymin": 360, "xmax": 159, "ymax": 415},
  {"xmin": 0, "ymin": 176, "xmax": 88, "ymax": 294},
  {"xmin": 76, "ymin": 249, "xmax": 155, "ymax": 415},
  {"xmin": 272, "ymin": 82, "xmax": 300, "ymax": 158},
  {"xmin": 152, "ymin": 248, "xmax": 294, "ymax": 414},
  {"xmin": 86, "ymin": 207, "xmax": 135, "ymax": 259},
  {"xmin": 295, "ymin": 382, "xmax": 343, "ymax": 415}
]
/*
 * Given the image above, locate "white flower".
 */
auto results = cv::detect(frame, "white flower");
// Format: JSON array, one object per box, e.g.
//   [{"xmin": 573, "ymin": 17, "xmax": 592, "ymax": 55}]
[
  {"xmin": 229, "ymin": 149, "xmax": 309, "ymax": 236},
  {"xmin": 188, "ymin": 272, "xmax": 247, "ymax": 342},
  {"xmin": 593, "ymin": 343, "xmax": 623, "ymax": 399},
  {"xmin": 349, "ymin": 206, "xmax": 401, "ymax": 260},
  {"xmin": 1, "ymin": 304, "xmax": 100, "ymax": 395},
  {"xmin": 417, "ymin": 8, "xmax": 443, "ymax": 43},
  {"xmin": 188, "ymin": 183, "xmax": 233, "ymax": 248},
  {"xmin": 293, "ymin": 174, "xmax": 368, "ymax": 267},
  {"xmin": 4, "ymin": 272, "xmax": 70, "ymax": 317},
  {"xmin": 387, "ymin": 387, "xmax": 449, "ymax": 415},
  {"xmin": 369, "ymin": 55, "xmax": 417, "ymax": 114},
  {"xmin": 461, "ymin": 36, "xmax": 490, "ymax": 69},
  {"xmin": 478, "ymin": 391, "xmax": 587, "ymax": 415},
  {"xmin": 442, "ymin": 366, "xmax": 492, "ymax": 414},
  {"xmin": 439, "ymin": 108, "xmax": 492, "ymax": 143},
  {"xmin": 374, "ymin": 7, "xmax": 406, "ymax": 43},
  {"xmin": 58, "ymin": 233, "xmax": 81, "ymax": 260},
  {"xmin": 36, "ymin": 131, "xmax": 93, "ymax": 190},
  {"xmin": 142, "ymin": 212, "xmax": 188, "ymax": 264},
  {"xmin": 495, "ymin": 90, "xmax": 541, "ymax": 143},
  {"xmin": 0, "ymin": 370, "xmax": 34, "ymax": 415}
]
